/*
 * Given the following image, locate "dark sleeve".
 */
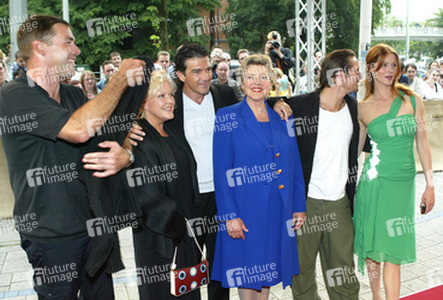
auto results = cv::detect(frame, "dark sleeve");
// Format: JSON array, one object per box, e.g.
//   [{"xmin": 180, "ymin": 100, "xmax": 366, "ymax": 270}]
[
  {"xmin": 228, "ymin": 85, "xmax": 240, "ymax": 105},
  {"xmin": 0, "ymin": 87, "xmax": 71, "ymax": 141},
  {"xmin": 130, "ymin": 142, "xmax": 186, "ymax": 242},
  {"xmin": 281, "ymin": 48, "xmax": 295, "ymax": 69},
  {"xmin": 232, "ymin": 85, "xmax": 244, "ymax": 102},
  {"xmin": 266, "ymin": 96, "xmax": 291, "ymax": 109}
]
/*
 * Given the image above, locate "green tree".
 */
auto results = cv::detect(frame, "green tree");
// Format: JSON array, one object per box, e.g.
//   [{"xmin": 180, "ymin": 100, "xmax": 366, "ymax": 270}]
[
  {"xmin": 0, "ymin": 0, "xmax": 219, "ymax": 70},
  {"xmin": 426, "ymin": 8, "xmax": 443, "ymax": 58}
]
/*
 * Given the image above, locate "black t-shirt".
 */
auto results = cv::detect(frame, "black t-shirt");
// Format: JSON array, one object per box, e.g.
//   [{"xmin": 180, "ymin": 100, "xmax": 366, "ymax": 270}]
[{"xmin": 0, "ymin": 71, "xmax": 92, "ymax": 242}]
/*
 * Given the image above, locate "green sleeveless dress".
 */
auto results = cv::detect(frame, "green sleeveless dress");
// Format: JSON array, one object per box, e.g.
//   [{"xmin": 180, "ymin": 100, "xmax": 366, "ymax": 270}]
[{"xmin": 354, "ymin": 93, "xmax": 417, "ymax": 273}]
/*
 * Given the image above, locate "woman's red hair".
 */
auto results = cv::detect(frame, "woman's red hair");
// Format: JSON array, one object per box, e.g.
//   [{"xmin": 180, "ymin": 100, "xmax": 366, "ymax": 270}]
[{"xmin": 364, "ymin": 43, "xmax": 414, "ymax": 101}]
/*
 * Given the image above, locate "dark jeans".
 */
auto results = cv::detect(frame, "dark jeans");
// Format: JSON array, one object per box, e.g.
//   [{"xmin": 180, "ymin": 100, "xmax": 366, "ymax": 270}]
[
  {"xmin": 21, "ymin": 235, "xmax": 114, "ymax": 300},
  {"xmin": 192, "ymin": 192, "xmax": 230, "ymax": 300}
]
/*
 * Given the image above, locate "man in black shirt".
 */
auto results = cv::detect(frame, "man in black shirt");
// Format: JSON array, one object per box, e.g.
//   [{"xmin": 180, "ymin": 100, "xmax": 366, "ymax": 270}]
[{"xmin": 0, "ymin": 15, "xmax": 144, "ymax": 299}]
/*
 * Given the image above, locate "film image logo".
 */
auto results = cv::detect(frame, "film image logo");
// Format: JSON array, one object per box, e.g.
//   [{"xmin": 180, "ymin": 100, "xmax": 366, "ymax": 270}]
[
  {"xmin": 426, "ymin": 268, "xmax": 443, "ymax": 286},
  {"xmin": 386, "ymin": 217, "xmax": 415, "ymax": 237},
  {"xmin": 388, "ymin": 113, "xmax": 439, "ymax": 137},
  {"xmin": 326, "ymin": 266, "xmax": 358, "ymax": 287},
  {"xmin": 0, "ymin": 213, "xmax": 38, "ymax": 236},
  {"xmin": 186, "ymin": 112, "xmax": 238, "ymax": 137},
  {"xmin": 0, "ymin": 14, "xmax": 37, "ymax": 36},
  {"xmin": 29, "ymin": 263, "xmax": 78, "ymax": 287},
  {"xmin": 125, "ymin": 263, "xmax": 172, "ymax": 286},
  {"xmin": 226, "ymin": 263, "xmax": 278, "ymax": 287},
  {"xmin": 286, "ymin": 212, "xmax": 338, "ymax": 237},
  {"xmin": 26, "ymin": 163, "xmax": 78, "ymax": 188},
  {"xmin": 226, "ymin": 163, "xmax": 278, "ymax": 188},
  {"xmin": 417, "ymin": 113, "xmax": 440, "ymax": 133},
  {"xmin": 286, "ymin": 13, "xmax": 338, "ymax": 37},
  {"xmin": 386, "ymin": 118, "xmax": 416, "ymax": 137},
  {"xmin": 27, "ymin": 64, "xmax": 75, "ymax": 87},
  {"xmin": 286, "ymin": 116, "xmax": 318, "ymax": 137},
  {"xmin": 325, "ymin": 66, "xmax": 361, "ymax": 88},
  {"xmin": 126, "ymin": 65, "xmax": 160, "ymax": 87},
  {"xmin": 86, "ymin": 13, "xmax": 138, "ymax": 37},
  {"xmin": 187, "ymin": 213, "xmax": 238, "ymax": 237},
  {"xmin": 126, "ymin": 163, "xmax": 178, "ymax": 187},
  {"xmin": 86, "ymin": 213, "xmax": 138, "ymax": 237},
  {"xmin": 86, "ymin": 113, "xmax": 136, "ymax": 137},
  {"xmin": 186, "ymin": 13, "xmax": 238, "ymax": 37},
  {"xmin": 0, "ymin": 113, "xmax": 38, "ymax": 136}
]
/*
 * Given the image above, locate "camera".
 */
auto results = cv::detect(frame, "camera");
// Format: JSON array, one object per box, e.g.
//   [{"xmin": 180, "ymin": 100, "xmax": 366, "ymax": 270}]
[{"xmin": 270, "ymin": 40, "xmax": 280, "ymax": 49}]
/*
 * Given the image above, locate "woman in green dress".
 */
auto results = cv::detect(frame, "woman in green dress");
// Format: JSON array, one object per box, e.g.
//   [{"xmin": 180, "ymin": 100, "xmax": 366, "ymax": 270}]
[{"xmin": 354, "ymin": 43, "xmax": 435, "ymax": 300}]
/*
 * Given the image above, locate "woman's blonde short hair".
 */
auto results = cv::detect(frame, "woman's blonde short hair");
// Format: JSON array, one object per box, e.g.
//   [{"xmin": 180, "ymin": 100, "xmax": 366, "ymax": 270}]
[
  {"xmin": 238, "ymin": 54, "xmax": 274, "ymax": 87},
  {"xmin": 138, "ymin": 70, "xmax": 177, "ymax": 119}
]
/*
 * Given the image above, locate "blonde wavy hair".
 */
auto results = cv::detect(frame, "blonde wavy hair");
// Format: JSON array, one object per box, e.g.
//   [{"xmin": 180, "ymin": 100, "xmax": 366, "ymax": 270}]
[{"xmin": 138, "ymin": 70, "xmax": 177, "ymax": 119}]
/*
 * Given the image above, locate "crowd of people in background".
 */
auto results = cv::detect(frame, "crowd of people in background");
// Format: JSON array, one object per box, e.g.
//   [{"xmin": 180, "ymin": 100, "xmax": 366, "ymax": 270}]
[
  {"xmin": 0, "ymin": 15, "xmax": 437, "ymax": 300},
  {"xmin": 1, "ymin": 30, "xmax": 442, "ymax": 101}
]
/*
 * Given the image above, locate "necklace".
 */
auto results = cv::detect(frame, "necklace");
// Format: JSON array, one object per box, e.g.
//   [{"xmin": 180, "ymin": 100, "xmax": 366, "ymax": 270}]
[{"xmin": 319, "ymin": 97, "xmax": 345, "ymax": 112}]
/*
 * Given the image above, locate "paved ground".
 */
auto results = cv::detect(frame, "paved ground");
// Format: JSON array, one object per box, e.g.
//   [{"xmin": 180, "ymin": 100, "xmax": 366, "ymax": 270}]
[{"xmin": 0, "ymin": 172, "xmax": 442, "ymax": 300}]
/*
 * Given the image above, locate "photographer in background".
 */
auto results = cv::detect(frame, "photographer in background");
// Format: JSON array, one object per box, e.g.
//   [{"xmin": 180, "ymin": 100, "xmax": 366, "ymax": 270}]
[
  {"xmin": 210, "ymin": 45, "xmax": 224, "ymax": 79},
  {"xmin": 265, "ymin": 31, "xmax": 295, "ymax": 85}
]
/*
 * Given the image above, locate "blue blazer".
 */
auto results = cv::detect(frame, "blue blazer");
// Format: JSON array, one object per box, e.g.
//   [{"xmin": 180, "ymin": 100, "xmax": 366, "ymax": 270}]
[{"xmin": 211, "ymin": 99, "xmax": 306, "ymax": 289}]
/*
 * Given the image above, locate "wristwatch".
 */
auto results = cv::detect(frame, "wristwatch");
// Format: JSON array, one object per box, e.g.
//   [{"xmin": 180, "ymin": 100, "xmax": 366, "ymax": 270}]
[{"xmin": 126, "ymin": 148, "xmax": 135, "ymax": 166}]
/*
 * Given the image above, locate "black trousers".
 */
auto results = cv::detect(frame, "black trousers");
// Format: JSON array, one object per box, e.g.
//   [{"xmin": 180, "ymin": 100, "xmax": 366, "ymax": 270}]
[
  {"xmin": 21, "ymin": 235, "xmax": 114, "ymax": 300},
  {"xmin": 192, "ymin": 192, "xmax": 230, "ymax": 300}
]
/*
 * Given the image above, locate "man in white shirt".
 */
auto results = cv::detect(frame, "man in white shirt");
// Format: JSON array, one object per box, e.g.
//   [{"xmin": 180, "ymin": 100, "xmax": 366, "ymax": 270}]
[
  {"xmin": 287, "ymin": 49, "xmax": 362, "ymax": 300},
  {"xmin": 164, "ymin": 44, "xmax": 291, "ymax": 300}
]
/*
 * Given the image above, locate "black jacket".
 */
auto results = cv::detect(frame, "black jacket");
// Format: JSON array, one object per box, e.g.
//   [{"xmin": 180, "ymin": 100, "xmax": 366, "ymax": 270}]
[
  {"xmin": 130, "ymin": 119, "xmax": 199, "ymax": 258},
  {"xmin": 164, "ymin": 83, "xmax": 238, "ymax": 202},
  {"xmin": 269, "ymin": 89, "xmax": 360, "ymax": 211},
  {"xmin": 287, "ymin": 90, "xmax": 360, "ymax": 210},
  {"xmin": 81, "ymin": 57, "xmax": 153, "ymax": 277},
  {"xmin": 269, "ymin": 47, "xmax": 295, "ymax": 80}
]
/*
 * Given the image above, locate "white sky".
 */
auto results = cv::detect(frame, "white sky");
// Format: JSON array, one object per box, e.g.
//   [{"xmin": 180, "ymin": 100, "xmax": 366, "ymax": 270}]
[{"xmin": 388, "ymin": 0, "xmax": 443, "ymax": 22}]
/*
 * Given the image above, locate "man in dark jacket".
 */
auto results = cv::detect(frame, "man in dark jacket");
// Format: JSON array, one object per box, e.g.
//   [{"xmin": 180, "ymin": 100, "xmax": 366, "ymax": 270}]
[
  {"xmin": 265, "ymin": 31, "xmax": 295, "ymax": 85},
  {"xmin": 287, "ymin": 49, "xmax": 362, "ymax": 300},
  {"xmin": 167, "ymin": 44, "xmax": 237, "ymax": 300}
]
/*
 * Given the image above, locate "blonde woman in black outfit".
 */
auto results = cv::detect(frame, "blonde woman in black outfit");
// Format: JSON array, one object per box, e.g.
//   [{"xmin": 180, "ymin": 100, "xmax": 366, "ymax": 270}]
[{"xmin": 130, "ymin": 70, "xmax": 201, "ymax": 299}]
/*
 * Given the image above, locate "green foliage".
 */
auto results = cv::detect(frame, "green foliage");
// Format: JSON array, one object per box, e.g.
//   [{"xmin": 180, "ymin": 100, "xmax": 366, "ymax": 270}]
[
  {"xmin": 426, "ymin": 8, "xmax": 443, "ymax": 58},
  {"xmin": 225, "ymin": 0, "xmax": 295, "ymax": 56},
  {"xmin": 0, "ymin": 0, "xmax": 219, "ymax": 71}
]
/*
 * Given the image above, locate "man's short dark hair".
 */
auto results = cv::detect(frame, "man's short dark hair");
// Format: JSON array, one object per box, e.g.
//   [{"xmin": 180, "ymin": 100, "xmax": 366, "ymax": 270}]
[
  {"xmin": 110, "ymin": 51, "xmax": 120, "ymax": 58},
  {"xmin": 102, "ymin": 60, "xmax": 114, "ymax": 69},
  {"xmin": 319, "ymin": 49, "xmax": 356, "ymax": 89},
  {"xmin": 175, "ymin": 44, "xmax": 210, "ymax": 74},
  {"xmin": 17, "ymin": 15, "xmax": 70, "ymax": 62},
  {"xmin": 406, "ymin": 63, "xmax": 417, "ymax": 71}
]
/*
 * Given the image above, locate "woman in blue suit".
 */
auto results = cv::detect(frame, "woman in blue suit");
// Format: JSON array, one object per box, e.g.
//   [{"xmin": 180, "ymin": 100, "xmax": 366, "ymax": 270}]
[{"xmin": 211, "ymin": 55, "xmax": 306, "ymax": 299}]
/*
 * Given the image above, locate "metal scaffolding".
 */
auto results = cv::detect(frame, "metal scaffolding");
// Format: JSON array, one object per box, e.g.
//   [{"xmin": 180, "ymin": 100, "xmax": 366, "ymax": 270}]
[{"xmin": 294, "ymin": 0, "xmax": 326, "ymax": 94}]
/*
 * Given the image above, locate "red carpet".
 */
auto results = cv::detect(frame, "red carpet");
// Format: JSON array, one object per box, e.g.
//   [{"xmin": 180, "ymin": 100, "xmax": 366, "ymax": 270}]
[{"xmin": 400, "ymin": 284, "xmax": 443, "ymax": 300}]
